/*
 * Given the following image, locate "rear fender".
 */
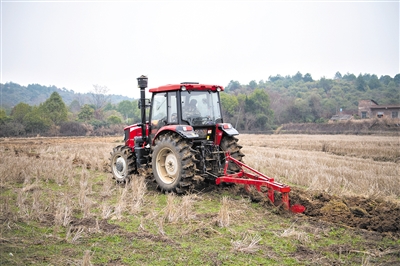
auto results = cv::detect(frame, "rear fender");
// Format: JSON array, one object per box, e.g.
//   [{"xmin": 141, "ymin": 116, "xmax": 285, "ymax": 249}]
[
  {"xmin": 152, "ymin": 125, "xmax": 199, "ymax": 145},
  {"xmin": 215, "ymin": 123, "xmax": 239, "ymax": 145}
]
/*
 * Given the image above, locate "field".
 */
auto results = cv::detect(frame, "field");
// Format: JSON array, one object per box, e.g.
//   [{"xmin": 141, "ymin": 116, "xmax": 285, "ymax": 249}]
[{"xmin": 0, "ymin": 134, "xmax": 399, "ymax": 265}]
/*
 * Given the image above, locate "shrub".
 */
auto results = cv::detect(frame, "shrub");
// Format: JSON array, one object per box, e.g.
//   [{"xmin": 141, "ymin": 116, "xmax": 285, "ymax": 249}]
[
  {"xmin": 60, "ymin": 121, "xmax": 88, "ymax": 136},
  {"xmin": 107, "ymin": 115, "xmax": 122, "ymax": 125},
  {"xmin": 0, "ymin": 121, "xmax": 25, "ymax": 137}
]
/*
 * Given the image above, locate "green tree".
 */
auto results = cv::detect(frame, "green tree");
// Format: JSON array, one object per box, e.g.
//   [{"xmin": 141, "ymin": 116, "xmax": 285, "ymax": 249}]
[
  {"xmin": 303, "ymin": 73, "xmax": 313, "ymax": 82},
  {"xmin": 249, "ymin": 80, "xmax": 257, "ymax": 90},
  {"xmin": 69, "ymin": 100, "xmax": 81, "ymax": 113},
  {"xmin": 355, "ymin": 74, "xmax": 366, "ymax": 91},
  {"xmin": 379, "ymin": 75, "xmax": 392, "ymax": 85},
  {"xmin": 307, "ymin": 93, "xmax": 322, "ymax": 121},
  {"xmin": 334, "ymin": 71, "xmax": 342, "ymax": 80},
  {"xmin": 41, "ymin": 92, "xmax": 68, "ymax": 125},
  {"xmin": 343, "ymin": 73, "xmax": 356, "ymax": 81},
  {"xmin": 292, "ymin": 71, "xmax": 303, "ymax": 82},
  {"xmin": 321, "ymin": 98, "xmax": 337, "ymax": 118},
  {"xmin": 131, "ymin": 100, "xmax": 141, "ymax": 123},
  {"xmin": 393, "ymin": 74, "xmax": 400, "ymax": 85},
  {"xmin": 107, "ymin": 115, "xmax": 122, "ymax": 124},
  {"xmin": 282, "ymin": 98, "xmax": 313, "ymax": 123},
  {"xmin": 117, "ymin": 100, "xmax": 134, "ymax": 122},
  {"xmin": 233, "ymin": 94, "xmax": 247, "ymax": 129},
  {"xmin": 319, "ymin": 77, "xmax": 333, "ymax": 93},
  {"xmin": 104, "ymin": 102, "xmax": 115, "ymax": 112},
  {"xmin": 368, "ymin": 74, "xmax": 381, "ymax": 90},
  {"xmin": 254, "ymin": 114, "xmax": 270, "ymax": 130},
  {"xmin": 385, "ymin": 81, "xmax": 400, "ymax": 104},
  {"xmin": 268, "ymin": 74, "xmax": 284, "ymax": 82},
  {"xmin": 11, "ymin": 102, "xmax": 32, "ymax": 123},
  {"xmin": 220, "ymin": 92, "xmax": 239, "ymax": 117},
  {"xmin": 0, "ymin": 108, "xmax": 7, "ymax": 124},
  {"xmin": 78, "ymin": 104, "xmax": 95, "ymax": 122},
  {"xmin": 244, "ymin": 89, "xmax": 274, "ymax": 130},
  {"xmin": 225, "ymin": 80, "xmax": 241, "ymax": 92},
  {"xmin": 23, "ymin": 106, "xmax": 51, "ymax": 134}
]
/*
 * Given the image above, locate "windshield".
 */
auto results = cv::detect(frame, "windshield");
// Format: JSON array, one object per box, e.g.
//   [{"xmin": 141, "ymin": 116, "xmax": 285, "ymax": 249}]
[{"xmin": 181, "ymin": 90, "xmax": 222, "ymax": 125}]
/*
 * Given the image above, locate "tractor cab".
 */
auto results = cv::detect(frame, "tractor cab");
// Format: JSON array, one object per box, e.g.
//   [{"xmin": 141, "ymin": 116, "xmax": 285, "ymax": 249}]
[{"xmin": 149, "ymin": 83, "xmax": 225, "ymax": 142}]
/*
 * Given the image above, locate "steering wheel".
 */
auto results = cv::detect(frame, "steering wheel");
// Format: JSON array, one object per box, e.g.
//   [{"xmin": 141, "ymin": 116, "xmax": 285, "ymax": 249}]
[{"xmin": 191, "ymin": 116, "xmax": 210, "ymax": 125}]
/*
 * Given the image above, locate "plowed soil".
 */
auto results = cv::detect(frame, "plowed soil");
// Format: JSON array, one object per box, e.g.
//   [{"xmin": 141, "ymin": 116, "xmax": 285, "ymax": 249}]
[{"xmin": 246, "ymin": 186, "xmax": 400, "ymax": 237}]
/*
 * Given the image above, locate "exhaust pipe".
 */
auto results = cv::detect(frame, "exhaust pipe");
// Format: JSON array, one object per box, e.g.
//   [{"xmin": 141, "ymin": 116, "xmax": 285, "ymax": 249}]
[{"xmin": 137, "ymin": 75, "xmax": 148, "ymax": 142}]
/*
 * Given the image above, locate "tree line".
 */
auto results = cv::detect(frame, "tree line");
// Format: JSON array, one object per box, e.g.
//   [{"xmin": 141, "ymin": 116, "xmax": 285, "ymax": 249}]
[
  {"xmin": 0, "ymin": 82, "xmax": 133, "ymax": 109},
  {"xmin": 222, "ymin": 72, "xmax": 399, "ymax": 130},
  {"xmin": 0, "ymin": 85, "xmax": 141, "ymax": 137},
  {"xmin": 0, "ymin": 71, "xmax": 399, "ymax": 136}
]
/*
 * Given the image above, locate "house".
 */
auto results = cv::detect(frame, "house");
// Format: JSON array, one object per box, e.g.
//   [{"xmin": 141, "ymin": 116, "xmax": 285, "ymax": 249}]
[{"xmin": 358, "ymin": 100, "xmax": 400, "ymax": 119}]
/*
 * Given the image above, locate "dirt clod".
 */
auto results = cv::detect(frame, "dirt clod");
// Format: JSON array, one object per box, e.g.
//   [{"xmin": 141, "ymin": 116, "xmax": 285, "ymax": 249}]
[{"xmin": 290, "ymin": 188, "xmax": 400, "ymax": 237}]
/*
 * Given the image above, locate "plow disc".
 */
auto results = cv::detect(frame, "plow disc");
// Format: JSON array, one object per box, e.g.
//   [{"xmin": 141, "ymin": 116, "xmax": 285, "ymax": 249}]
[{"xmin": 216, "ymin": 153, "xmax": 305, "ymax": 214}]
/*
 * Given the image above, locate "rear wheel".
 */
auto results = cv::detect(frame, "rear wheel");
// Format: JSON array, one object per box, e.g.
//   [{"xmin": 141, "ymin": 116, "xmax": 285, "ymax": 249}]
[
  {"xmin": 110, "ymin": 145, "xmax": 137, "ymax": 183},
  {"xmin": 220, "ymin": 136, "xmax": 245, "ymax": 173},
  {"xmin": 152, "ymin": 133, "xmax": 196, "ymax": 194}
]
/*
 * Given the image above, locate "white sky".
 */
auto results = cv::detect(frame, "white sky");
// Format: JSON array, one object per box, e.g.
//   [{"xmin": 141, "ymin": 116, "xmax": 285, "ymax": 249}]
[{"xmin": 1, "ymin": 0, "xmax": 399, "ymax": 99}]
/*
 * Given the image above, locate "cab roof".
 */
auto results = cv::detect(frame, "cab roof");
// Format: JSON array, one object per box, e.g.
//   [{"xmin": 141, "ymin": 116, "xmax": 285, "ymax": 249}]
[{"xmin": 149, "ymin": 83, "xmax": 224, "ymax": 93}]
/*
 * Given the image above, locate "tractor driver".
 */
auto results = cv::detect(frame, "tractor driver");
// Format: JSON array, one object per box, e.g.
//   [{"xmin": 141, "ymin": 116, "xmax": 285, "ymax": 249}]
[{"xmin": 183, "ymin": 99, "xmax": 201, "ymax": 120}]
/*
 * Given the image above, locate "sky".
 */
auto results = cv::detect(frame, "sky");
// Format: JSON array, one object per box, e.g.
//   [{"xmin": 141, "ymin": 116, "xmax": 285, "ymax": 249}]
[{"xmin": 1, "ymin": 0, "xmax": 399, "ymax": 99}]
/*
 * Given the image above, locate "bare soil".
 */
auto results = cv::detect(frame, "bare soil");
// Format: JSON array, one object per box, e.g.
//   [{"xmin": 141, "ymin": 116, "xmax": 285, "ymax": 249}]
[
  {"xmin": 245, "ymin": 185, "xmax": 400, "ymax": 238},
  {"xmin": 295, "ymin": 188, "xmax": 399, "ymax": 236}
]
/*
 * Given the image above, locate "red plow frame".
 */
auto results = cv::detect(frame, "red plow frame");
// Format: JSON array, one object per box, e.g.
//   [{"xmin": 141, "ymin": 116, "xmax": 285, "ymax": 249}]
[{"xmin": 216, "ymin": 153, "xmax": 305, "ymax": 213}]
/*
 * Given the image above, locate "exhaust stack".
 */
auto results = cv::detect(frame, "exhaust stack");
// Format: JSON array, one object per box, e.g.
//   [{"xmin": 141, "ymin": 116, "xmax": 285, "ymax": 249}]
[{"xmin": 137, "ymin": 75, "xmax": 148, "ymax": 141}]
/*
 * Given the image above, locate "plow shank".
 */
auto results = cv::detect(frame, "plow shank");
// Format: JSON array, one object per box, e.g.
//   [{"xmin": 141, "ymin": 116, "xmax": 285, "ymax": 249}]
[{"xmin": 216, "ymin": 153, "xmax": 305, "ymax": 213}]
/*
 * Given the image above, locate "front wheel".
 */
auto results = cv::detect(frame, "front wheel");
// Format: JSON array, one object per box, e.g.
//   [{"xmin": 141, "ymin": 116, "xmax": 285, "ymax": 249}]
[
  {"xmin": 110, "ymin": 145, "xmax": 136, "ymax": 183},
  {"xmin": 152, "ymin": 134, "xmax": 196, "ymax": 193}
]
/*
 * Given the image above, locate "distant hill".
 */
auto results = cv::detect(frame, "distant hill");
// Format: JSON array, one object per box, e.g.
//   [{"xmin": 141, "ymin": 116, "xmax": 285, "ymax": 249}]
[{"xmin": 0, "ymin": 82, "xmax": 135, "ymax": 109}]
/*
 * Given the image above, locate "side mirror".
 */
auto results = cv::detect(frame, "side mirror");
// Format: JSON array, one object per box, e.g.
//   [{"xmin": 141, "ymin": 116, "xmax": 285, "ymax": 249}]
[{"xmin": 138, "ymin": 99, "xmax": 151, "ymax": 109}]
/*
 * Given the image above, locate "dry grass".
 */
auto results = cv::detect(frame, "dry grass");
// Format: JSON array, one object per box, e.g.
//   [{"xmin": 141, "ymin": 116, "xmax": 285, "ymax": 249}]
[
  {"xmin": 128, "ymin": 175, "xmax": 147, "ymax": 214},
  {"xmin": 238, "ymin": 134, "xmax": 400, "ymax": 200},
  {"xmin": 231, "ymin": 233, "xmax": 262, "ymax": 254},
  {"xmin": 279, "ymin": 220, "xmax": 310, "ymax": 245},
  {"xmin": 216, "ymin": 196, "xmax": 230, "ymax": 227},
  {"xmin": 82, "ymin": 250, "xmax": 92, "ymax": 266},
  {"xmin": 0, "ymin": 135, "xmax": 399, "ymax": 265},
  {"xmin": 163, "ymin": 193, "xmax": 198, "ymax": 223}
]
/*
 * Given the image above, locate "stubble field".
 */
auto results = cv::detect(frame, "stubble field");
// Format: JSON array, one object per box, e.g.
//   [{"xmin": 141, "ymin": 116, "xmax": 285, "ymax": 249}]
[{"xmin": 0, "ymin": 134, "xmax": 399, "ymax": 265}]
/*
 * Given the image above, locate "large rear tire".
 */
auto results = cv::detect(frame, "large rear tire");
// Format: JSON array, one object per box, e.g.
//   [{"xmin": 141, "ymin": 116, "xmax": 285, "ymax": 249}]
[
  {"xmin": 220, "ymin": 136, "xmax": 245, "ymax": 173},
  {"xmin": 152, "ymin": 133, "xmax": 196, "ymax": 194},
  {"xmin": 110, "ymin": 145, "xmax": 137, "ymax": 183}
]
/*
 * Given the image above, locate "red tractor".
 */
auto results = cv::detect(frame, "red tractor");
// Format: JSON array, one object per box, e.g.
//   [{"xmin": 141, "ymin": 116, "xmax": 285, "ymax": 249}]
[{"xmin": 110, "ymin": 76, "xmax": 304, "ymax": 213}]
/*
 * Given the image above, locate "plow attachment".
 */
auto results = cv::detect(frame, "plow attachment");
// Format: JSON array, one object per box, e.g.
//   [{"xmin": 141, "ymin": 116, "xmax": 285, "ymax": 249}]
[{"xmin": 216, "ymin": 153, "xmax": 305, "ymax": 214}]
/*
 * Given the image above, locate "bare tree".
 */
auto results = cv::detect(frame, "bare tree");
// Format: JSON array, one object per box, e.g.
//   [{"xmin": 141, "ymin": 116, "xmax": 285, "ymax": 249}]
[{"xmin": 90, "ymin": 84, "xmax": 110, "ymax": 110}]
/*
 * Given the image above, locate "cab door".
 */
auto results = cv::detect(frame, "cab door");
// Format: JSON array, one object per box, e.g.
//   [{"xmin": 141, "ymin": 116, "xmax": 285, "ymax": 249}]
[{"xmin": 149, "ymin": 91, "xmax": 178, "ymax": 139}]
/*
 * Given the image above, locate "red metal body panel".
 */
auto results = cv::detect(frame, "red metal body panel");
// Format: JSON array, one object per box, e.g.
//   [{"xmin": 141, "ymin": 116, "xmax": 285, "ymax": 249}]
[
  {"xmin": 151, "ymin": 125, "xmax": 196, "ymax": 145},
  {"xmin": 149, "ymin": 84, "xmax": 224, "ymax": 93},
  {"xmin": 124, "ymin": 123, "xmax": 150, "ymax": 148},
  {"xmin": 215, "ymin": 125, "xmax": 224, "ymax": 145},
  {"xmin": 216, "ymin": 153, "xmax": 305, "ymax": 213}
]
